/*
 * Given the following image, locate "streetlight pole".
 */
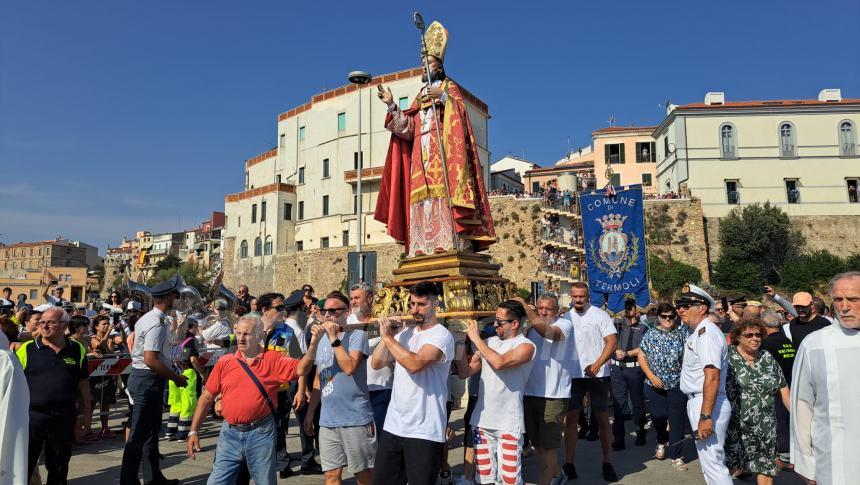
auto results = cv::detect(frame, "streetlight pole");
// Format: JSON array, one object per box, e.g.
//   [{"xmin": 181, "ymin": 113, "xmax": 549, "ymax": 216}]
[{"xmin": 348, "ymin": 70, "xmax": 372, "ymax": 282}]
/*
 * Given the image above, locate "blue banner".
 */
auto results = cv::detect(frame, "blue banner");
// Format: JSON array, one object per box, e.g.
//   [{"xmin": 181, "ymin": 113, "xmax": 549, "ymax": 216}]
[{"xmin": 580, "ymin": 185, "xmax": 649, "ymax": 312}]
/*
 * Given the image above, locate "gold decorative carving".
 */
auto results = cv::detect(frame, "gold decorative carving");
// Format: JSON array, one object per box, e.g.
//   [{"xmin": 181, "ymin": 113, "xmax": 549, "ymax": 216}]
[
  {"xmin": 371, "ymin": 287, "xmax": 395, "ymax": 318},
  {"xmin": 397, "ymin": 286, "xmax": 411, "ymax": 315},
  {"xmin": 505, "ymin": 282, "xmax": 518, "ymax": 300},
  {"xmin": 443, "ymin": 279, "xmax": 474, "ymax": 313}
]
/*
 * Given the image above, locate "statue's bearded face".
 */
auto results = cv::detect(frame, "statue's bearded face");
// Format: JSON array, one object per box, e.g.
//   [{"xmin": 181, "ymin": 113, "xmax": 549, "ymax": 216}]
[{"xmin": 422, "ymin": 56, "xmax": 445, "ymax": 82}]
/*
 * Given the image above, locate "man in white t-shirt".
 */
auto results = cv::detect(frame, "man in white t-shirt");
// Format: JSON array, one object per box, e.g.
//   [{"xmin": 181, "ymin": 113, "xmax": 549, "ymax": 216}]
[
  {"xmin": 371, "ymin": 282, "xmax": 455, "ymax": 485},
  {"xmin": 516, "ymin": 293, "xmax": 575, "ymax": 485},
  {"xmin": 347, "ymin": 283, "xmax": 393, "ymax": 431},
  {"xmin": 561, "ymin": 283, "xmax": 618, "ymax": 483},
  {"xmin": 461, "ymin": 300, "xmax": 535, "ymax": 485},
  {"xmin": 43, "ymin": 285, "xmax": 68, "ymax": 306}
]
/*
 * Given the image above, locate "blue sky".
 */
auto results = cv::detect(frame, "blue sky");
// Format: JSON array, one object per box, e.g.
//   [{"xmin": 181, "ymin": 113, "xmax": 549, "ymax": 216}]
[{"xmin": 2, "ymin": 0, "xmax": 858, "ymax": 254}]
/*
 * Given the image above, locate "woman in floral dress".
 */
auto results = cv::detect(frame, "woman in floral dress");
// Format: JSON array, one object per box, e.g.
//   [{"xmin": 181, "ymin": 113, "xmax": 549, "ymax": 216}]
[
  {"xmin": 638, "ymin": 302, "xmax": 690, "ymax": 472},
  {"xmin": 725, "ymin": 319, "xmax": 790, "ymax": 485}
]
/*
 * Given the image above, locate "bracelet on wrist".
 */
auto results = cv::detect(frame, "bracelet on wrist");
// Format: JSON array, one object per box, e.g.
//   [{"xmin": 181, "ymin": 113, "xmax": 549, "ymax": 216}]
[{"xmin": 188, "ymin": 430, "xmax": 198, "ymax": 436}]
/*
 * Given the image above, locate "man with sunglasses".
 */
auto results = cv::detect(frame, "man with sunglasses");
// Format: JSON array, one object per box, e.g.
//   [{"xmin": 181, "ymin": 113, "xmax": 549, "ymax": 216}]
[
  {"xmin": 236, "ymin": 285, "xmax": 254, "ymax": 311},
  {"xmin": 461, "ymin": 300, "xmax": 535, "ymax": 485},
  {"xmin": 610, "ymin": 299, "xmax": 650, "ymax": 450},
  {"xmin": 15, "ymin": 306, "xmax": 92, "ymax": 484},
  {"xmin": 371, "ymin": 281, "xmax": 455, "ymax": 485},
  {"xmin": 787, "ymin": 291, "xmax": 831, "ymax": 349},
  {"xmin": 258, "ymin": 291, "xmax": 322, "ymax": 477},
  {"xmin": 121, "ymin": 275, "xmax": 188, "ymax": 485},
  {"xmin": 298, "ymin": 291, "xmax": 375, "ymax": 485},
  {"xmin": 678, "ymin": 284, "xmax": 732, "ymax": 485}
]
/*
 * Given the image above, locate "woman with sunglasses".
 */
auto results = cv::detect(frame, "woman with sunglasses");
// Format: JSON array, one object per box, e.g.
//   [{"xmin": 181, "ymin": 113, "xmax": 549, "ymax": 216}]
[
  {"xmin": 724, "ymin": 319, "xmax": 790, "ymax": 484},
  {"xmin": 637, "ymin": 303, "xmax": 690, "ymax": 471}
]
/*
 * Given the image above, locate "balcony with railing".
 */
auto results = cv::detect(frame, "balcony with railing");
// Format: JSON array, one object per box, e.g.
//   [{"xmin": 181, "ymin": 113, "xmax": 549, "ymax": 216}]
[
  {"xmin": 344, "ymin": 167, "xmax": 384, "ymax": 183},
  {"xmin": 539, "ymin": 251, "xmax": 586, "ymax": 282},
  {"xmin": 540, "ymin": 225, "xmax": 584, "ymax": 252},
  {"xmin": 539, "ymin": 191, "xmax": 581, "ymax": 216}
]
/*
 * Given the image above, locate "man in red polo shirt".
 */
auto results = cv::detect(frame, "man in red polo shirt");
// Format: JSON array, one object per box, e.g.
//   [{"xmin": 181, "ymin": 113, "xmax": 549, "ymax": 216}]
[{"xmin": 187, "ymin": 313, "xmax": 299, "ymax": 485}]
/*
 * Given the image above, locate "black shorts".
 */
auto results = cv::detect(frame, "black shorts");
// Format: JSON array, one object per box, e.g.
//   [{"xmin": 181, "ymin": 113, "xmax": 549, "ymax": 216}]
[
  {"xmin": 462, "ymin": 394, "xmax": 478, "ymax": 447},
  {"xmin": 570, "ymin": 377, "xmax": 610, "ymax": 412},
  {"xmin": 90, "ymin": 376, "xmax": 117, "ymax": 405}
]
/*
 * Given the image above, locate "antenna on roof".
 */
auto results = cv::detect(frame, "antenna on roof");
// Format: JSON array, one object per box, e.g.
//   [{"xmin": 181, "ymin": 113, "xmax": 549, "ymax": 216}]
[{"xmin": 607, "ymin": 115, "xmax": 616, "ymax": 127}]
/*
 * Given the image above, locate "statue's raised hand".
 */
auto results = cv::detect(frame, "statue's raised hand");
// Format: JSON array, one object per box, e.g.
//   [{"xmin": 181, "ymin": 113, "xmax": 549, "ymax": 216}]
[{"xmin": 377, "ymin": 84, "xmax": 394, "ymax": 106}]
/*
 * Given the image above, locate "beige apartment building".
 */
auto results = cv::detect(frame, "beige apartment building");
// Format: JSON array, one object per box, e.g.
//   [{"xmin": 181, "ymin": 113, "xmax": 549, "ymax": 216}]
[
  {"xmin": 592, "ymin": 126, "xmax": 658, "ymax": 195},
  {"xmin": 224, "ymin": 66, "xmax": 490, "ymax": 267},
  {"xmin": 0, "ymin": 239, "xmax": 94, "ymax": 270},
  {"xmin": 654, "ymin": 89, "xmax": 860, "ymax": 217},
  {"xmin": 0, "ymin": 266, "xmax": 90, "ymax": 304}
]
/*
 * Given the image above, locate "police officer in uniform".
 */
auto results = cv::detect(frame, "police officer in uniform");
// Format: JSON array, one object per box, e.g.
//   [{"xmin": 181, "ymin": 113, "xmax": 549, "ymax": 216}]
[
  {"xmin": 120, "ymin": 275, "xmax": 188, "ymax": 485},
  {"xmin": 610, "ymin": 298, "xmax": 650, "ymax": 449},
  {"xmin": 677, "ymin": 284, "xmax": 732, "ymax": 485}
]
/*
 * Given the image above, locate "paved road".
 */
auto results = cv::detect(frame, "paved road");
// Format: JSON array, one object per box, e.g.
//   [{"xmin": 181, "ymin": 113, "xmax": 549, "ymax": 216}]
[{"xmin": 51, "ymin": 402, "xmax": 805, "ymax": 484}]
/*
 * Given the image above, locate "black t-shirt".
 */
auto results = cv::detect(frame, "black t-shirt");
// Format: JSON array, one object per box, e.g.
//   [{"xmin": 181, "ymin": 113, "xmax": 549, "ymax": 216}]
[
  {"xmin": 17, "ymin": 336, "xmax": 89, "ymax": 411},
  {"xmin": 789, "ymin": 315, "xmax": 831, "ymax": 349},
  {"xmin": 761, "ymin": 332, "xmax": 796, "ymax": 386},
  {"xmin": 177, "ymin": 331, "xmax": 199, "ymax": 365}
]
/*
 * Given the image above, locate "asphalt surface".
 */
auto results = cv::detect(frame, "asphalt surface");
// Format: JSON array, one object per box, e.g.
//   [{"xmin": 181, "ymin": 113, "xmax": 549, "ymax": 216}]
[{"xmin": 50, "ymin": 399, "xmax": 806, "ymax": 484}]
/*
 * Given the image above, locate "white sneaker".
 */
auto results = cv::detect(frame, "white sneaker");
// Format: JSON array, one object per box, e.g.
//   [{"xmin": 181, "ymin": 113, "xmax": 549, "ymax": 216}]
[
  {"xmin": 672, "ymin": 458, "xmax": 688, "ymax": 471},
  {"xmin": 655, "ymin": 443, "xmax": 666, "ymax": 460}
]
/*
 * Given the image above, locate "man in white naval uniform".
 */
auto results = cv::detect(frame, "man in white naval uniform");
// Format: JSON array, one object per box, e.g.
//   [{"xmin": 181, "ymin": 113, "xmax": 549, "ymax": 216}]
[
  {"xmin": 677, "ymin": 284, "xmax": 732, "ymax": 485},
  {"xmin": 791, "ymin": 271, "xmax": 860, "ymax": 485}
]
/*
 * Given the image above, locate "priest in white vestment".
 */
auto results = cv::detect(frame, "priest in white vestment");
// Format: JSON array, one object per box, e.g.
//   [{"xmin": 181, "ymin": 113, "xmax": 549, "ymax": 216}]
[
  {"xmin": 791, "ymin": 271, "xmax": 860, "ymax": 485},
  {"xmin": 0, "ymin": 331, "xmax": 31, "ymax": 484}
]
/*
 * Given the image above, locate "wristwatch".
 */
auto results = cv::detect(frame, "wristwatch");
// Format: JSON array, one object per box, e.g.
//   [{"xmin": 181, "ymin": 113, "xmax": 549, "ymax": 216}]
[
  {"xmin": 699, "ymin": 413, "xmax": 712, "ymax": 421},
  {"xmin": 331, "ymin": 338, "xmax": 342, "ymax": 348}
]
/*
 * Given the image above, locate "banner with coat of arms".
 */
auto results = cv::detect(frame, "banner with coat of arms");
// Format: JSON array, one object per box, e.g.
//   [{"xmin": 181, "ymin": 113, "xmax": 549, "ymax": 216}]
[{"xmin": 580, "ymin": 185, "xmax": 649, "ymax": 312}]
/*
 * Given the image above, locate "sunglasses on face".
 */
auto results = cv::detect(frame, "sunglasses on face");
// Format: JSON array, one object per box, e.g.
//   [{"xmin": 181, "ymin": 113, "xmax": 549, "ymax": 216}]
[
  {"xmin": 271, "ymin": 305, "xmax": 286, "ymax": 312},
  {"xmin": 659, "ymin": 314, "xmax": 675, "ymax": 319},
  {"xmin": 322, "ymin": 307, "xmax": 347, "ymax": 315},
  {"xmin": 493, "ymin": 318, "xmax": 516, "ymax": 326},
  {"xmin": 741, "ymin": 332, "xmax": 762, "ymax": 339}
]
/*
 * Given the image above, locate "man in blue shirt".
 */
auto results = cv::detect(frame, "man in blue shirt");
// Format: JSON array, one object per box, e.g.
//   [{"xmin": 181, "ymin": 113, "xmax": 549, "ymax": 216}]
[{"xmin": 298, "ymin": 291, "xmax": 375, "ymax": 485}]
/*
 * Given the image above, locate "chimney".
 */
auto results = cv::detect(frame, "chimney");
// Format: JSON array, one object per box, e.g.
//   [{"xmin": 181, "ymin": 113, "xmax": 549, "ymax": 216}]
[
  {"xmin": 818, "ymin": 88, "xmax": 842, "ymax": 102},
  {"xmin": 704, "ymin": 92, "xmax": 725, "ymax": 106}
]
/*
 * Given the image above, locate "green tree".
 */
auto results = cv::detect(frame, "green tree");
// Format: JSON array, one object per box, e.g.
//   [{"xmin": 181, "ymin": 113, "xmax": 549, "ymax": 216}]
[
  {"xmin": 648, "ymin": 254, "xmax": 702, "ymax": 300},
  {"xmin": 779, "ymin": 250, "xmax": 846, "ymax": 293},
  {"xmin": 717, "ymin": 202, "xmax": 804, "ymax": 282},
  {"xmin": 845, "ymin": 253, "xmax": 860, "ymax": 271},
  {"xmin": 712, "ymin": 247, "xmax": 764, "ymax": 294},
  {"xmin": 155, "ymin": 254, "xmax": 182, "ymax": 272}
]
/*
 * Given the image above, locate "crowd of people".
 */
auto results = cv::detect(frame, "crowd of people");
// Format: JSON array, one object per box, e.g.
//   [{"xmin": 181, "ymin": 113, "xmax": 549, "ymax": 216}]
[{"xmin": 1, "ymin": 270, "xmax": 858, "ymax": 485}]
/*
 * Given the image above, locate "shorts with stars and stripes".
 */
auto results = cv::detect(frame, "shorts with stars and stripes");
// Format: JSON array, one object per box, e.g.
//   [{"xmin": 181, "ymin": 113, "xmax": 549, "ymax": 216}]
[{"xmin": 473, "ymin": 427, "xmax": 523, "ymax": 485}]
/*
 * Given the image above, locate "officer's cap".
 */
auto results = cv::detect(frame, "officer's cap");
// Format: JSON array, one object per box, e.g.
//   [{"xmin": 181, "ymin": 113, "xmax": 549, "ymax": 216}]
[
  {"xmin": 675, "ymin": 283, "xmax": 714, "ymax": 311},
  {"xmin": 150, "ymin": 274, "xmax": 182, "ymax": 297},
  {"xmin": 283, "ymin": 289, "xmax": 305, "ymax": 309}
]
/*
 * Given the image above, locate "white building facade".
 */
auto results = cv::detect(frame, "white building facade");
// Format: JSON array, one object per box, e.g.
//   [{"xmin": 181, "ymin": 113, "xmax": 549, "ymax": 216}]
[
  {"xmin": 654, "ymin": 89, "xmax": 860, "ymax": 217},
  {"xmin": 224, "ymin": 67, "xmax": 490, "ymax": 266}
]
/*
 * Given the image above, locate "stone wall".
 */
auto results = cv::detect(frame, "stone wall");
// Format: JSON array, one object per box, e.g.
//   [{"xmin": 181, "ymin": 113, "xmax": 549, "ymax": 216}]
[
  {"xmin": 223, "ymin": 196, "xmax": 713, "ymax": 295},
  {"xmin": 705, "ymin": 215, "xmax": 860, "ymax": 262},
  {"xmin": 485, "ymin": 197, "xmax": 544, "ymax": 289},
  {"xmin": 644, "ymin": 199, "xmax": 711, "ymax": 282}
]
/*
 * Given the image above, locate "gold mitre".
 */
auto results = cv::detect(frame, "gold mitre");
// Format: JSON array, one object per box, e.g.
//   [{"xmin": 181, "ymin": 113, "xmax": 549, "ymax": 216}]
[{"xmin": 423, "ymin": 21, "xmax": 448, "ymax": 62}]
